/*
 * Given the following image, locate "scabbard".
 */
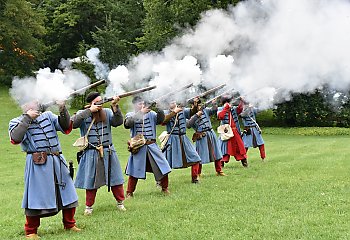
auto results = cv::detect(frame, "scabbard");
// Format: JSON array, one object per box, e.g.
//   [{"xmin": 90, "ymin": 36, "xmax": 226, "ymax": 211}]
[{"xmin": 107, "ymin": 148, "xmax": 112, "ymax": 192}]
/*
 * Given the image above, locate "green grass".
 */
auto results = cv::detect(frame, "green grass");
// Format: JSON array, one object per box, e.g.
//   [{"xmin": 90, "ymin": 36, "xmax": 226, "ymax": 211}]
[{"xmin": 1, "ymin": 86, "xmax": 350, "ymax": 239}]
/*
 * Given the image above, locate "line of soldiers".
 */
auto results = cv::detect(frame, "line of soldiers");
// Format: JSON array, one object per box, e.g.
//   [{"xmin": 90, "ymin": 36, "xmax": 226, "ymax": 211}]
[{"xmin": 8, "ymin": 91, "xmax": 265, "ymax": 239}]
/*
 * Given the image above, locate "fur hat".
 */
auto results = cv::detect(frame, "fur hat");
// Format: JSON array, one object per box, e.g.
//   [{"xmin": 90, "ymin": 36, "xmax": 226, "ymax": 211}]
[{"xmin": 86, "ymin": 92, "xmax": 100, "ymax": 103}]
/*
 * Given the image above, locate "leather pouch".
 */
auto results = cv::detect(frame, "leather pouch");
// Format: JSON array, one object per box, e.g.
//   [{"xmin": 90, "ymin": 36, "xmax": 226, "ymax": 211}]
[{"xmin": 32, "ymin": 152, "xmax": 47, "ymax": 165}]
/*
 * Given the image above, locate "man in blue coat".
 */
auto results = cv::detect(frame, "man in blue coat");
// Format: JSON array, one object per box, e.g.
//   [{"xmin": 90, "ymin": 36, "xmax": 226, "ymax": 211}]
[
  {"xmin": 162, "ymin": 101, "xmax": 201, "ymax": 183},
  {"xmin": 186, "ymin": 97, "xmax": 225, "ymax": 176},
  {"xmin": 9, "ymin": 101, "xmax": 80, "ymax": 239},
  {"xmin": 124, "ymin": 96, "xmax": 171, "ymax": 197},
  {"xmin": 240, "ymin": 101, "xmax": 266, "ymax": 161},
  {"xmin": 72, "ymin": 92, "xmax": 126, "ymax": 215}
]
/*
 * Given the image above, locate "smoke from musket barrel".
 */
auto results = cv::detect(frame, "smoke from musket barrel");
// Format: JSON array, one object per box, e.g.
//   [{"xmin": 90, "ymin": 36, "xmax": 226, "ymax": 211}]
[{"xmin": 10, "ymin": 67, "xmax": 91, "ymax": 106}]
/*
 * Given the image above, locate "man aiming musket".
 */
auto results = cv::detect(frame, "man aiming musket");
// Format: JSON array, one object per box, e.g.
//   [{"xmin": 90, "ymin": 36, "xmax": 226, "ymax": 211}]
[
  {"xmin": 71, "ymin": 85, "xmax": 156, "ymax": 215},
  {"xmin": 185, "ymin": 84, "xmax": 227, "ymax": 177},
  {"xmin": 217, "ymin": 95, "xmax": 248, "ymax": 168},
  {"xmin": 157, "ymin": 83, "xmax": 202, "ymax": 183}
]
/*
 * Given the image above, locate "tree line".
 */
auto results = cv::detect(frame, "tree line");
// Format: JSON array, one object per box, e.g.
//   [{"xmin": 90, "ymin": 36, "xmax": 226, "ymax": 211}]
[{"xmin": 1, "ymin": 0, "xmax": 349, "ymax": 127}]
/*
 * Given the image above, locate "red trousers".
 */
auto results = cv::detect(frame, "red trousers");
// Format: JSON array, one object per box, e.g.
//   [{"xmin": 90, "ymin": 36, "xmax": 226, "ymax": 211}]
[
  {"xmin": 86, "ymin": 184, "xmax": 125, "ymax": 207},
  {"xmin": 197, "ymin": 160, "xmax": 222, "ymax": 175},
  {"xmin": 246, "ymin": 144, "xmax": 266, "ymax": 159},
  {"xmin": 24, "ymin": 208, "xmax": 76, "ymax": 235},
  {"xmin": 127, "ymin": 175, "xmax": 169, "ymax": 193},
  {"xmin": 191, "ymin": 162, "xmax": 200, "ymax": 180}
]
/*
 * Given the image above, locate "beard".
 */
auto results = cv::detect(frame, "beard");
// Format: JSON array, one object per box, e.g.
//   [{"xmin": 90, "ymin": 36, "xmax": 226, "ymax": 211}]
[{"xmin": 92, "ymin": 109, "xmax": 107, "ymax": 123}]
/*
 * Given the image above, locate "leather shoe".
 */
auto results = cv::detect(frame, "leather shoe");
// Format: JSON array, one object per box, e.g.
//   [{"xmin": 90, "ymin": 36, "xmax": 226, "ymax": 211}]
[
  {"xmin": 26, "ymin": 234, "xmax": 40, "ymax": 239},
  {"xmin": 66, "ymin": 226, "xmax": 81, "ymax": 232},
  {"xmin": 216, "ymin": 171, "xmax": 227, "ymax": 176}
]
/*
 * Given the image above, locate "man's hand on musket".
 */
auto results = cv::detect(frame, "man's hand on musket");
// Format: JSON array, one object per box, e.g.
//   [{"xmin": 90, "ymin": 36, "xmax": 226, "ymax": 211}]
[
  {"xmin": 196, "ymin": 110, "xmax": 203, "ymax": 117},
  {"xmin": 89, "ymin": 102, "xmax": 102, "ymax": 113},
  {"xmin": 26, "ymin": 109, "xmax": 40, "ymax": 120},
  {"xmin": 111, "ymin": 96, "xmax": 120, "ymax": 105},
  {"xmin": 173, "ymin": 106, "xmax": 183, "ymax": 113},
  {"xmin": 111, "ymin": 96, "xmax": 120, "ymax": 112},
  {"xmin": 193, "ymin": 97, "xmax": 200, "ymax": 107},
  {"xmin": 141, "ymin": 105, "xmax": 151, "ymax": 114}
]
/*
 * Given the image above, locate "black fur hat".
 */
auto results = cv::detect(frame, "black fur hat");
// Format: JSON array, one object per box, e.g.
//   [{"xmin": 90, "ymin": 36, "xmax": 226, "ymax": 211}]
[
  {"xmin": 132, "ymin": 96, "xmax": 143, "ymax": 104},
  {"xmin": 86, "ymin": 92, "xmax": 100, "ymax": 103},
  {"xmin": 220, "ymin": 95, "xmax": 233, "ymax": 105}
]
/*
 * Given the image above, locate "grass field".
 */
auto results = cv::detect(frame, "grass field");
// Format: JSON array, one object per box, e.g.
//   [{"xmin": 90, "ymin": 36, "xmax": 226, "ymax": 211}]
[{"xmin": 0, "ymin": 87, "xmax": 349, "ymax": 239}]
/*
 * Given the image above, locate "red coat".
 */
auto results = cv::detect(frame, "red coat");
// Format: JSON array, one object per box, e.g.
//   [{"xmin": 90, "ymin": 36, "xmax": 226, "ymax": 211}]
[{"xmin": 217, "ymin": 102, "xmax": 247, "ymax": 160}]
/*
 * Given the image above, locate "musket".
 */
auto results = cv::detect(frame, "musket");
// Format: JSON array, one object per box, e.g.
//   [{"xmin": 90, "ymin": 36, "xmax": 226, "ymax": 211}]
[
  {"xmin": 39, "ymin": 79, "xmax": 106, "ymax": 110},
  {"xmin": 146, "ymin": 83, "xmax": 194, "ymax": 107},
  {"xmin": 94, "ymin": 85, "xmax": 157, "ymax": 105},
  {"xmin": 202, "ymin": 89, "xmax": 233, "ymax": 108},
  {"xmin": 186, "ymin": 83, "xmax": 226, "ymax": 103}
]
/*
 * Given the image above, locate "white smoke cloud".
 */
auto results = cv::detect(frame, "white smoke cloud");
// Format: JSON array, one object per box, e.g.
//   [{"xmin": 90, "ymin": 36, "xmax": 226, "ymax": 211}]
[
  {"xmin": 13, "ymin": 0, "xmax": 350, "ymax": 110},
  {"xmin": 150, "ymin": 56, "xmax": 201, "ymax": 95},
  {"xmin": 105, "ymin": 65, "xmax": 130, "ymax": 97},
  {"xmin": 86, "ymin": 48, "xmax": 110, "ymax": 80},
  {"xmin": 119, "ymin": 0, "xmax": 350, "ymax": 109},
  {"xmin": 10, "ymin": 67, "xmax": 90, "ymax": 106}
]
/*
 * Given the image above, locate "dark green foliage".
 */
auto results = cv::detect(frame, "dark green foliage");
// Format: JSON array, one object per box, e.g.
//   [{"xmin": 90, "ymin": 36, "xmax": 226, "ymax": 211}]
[
  {"xmin": 273, "ymin": 90, "xmax": 350, "ymax": 127},
  {"xmin": 0, "ymin": 0, "xmax": 46, "ymax": 85},
  {"xmin": 137, "ymin": 0, "xmax": 239, "ymax": 52}
]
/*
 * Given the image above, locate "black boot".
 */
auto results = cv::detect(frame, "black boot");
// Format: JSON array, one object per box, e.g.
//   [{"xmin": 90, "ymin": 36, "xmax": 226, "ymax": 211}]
[{"xmin": 241, "ymin": 159, "xmax": 248, "ymax": 168}]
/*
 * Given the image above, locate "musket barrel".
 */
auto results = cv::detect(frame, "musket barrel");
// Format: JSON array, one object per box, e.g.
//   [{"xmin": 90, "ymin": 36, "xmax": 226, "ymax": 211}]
[
  {"xmin": 118, "ymin": 85, "xmax": 156, "ymax": 98},
  {"xmin": 187, "ymin": 83, "xmax": 226, "ymax": 103},
  {"xmin": 39, "ymin": 79, "xmax": 107, "ymax": 110},
  {"xmin": 69, "ymin": 79, "xmax": 106, "ymax": 96},
  {"xmin": 152, "ymin": 83, "xmax": 194, "ymax": 103},
  {"xmin": 95, "ymin": 85, "xmax": 157, "ymax": 105}
]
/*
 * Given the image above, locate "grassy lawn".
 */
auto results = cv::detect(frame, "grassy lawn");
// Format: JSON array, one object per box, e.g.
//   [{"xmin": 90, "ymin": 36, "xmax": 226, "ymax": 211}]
[{"xmin": 0, "ymin": 87, "xmax": 349, "ymax": 239}]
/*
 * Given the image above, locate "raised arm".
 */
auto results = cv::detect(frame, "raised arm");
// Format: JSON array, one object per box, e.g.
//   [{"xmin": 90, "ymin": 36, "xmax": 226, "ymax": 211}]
[
  {"xmin": 110, "ymin": 96, "xmax": 123, "ymax": 127},
  {"xmin": 71, "ymin": 109, "xmax": 91, "ymax": 129},
  {"xmin": 163, "ymin": 111, "xmax": 176, "ymax": 124},
  {"xmin": 156, "ymin": 108, "xmax": 165, "ymax": 125},
  {"xmin": 58, "ymin": 104, "xmax": 71, "ymax": 131},
  {"xmin": 186, "ymin": 111, "xmax": 201, "ymax": 128},
  {"xmin": 9, "ymin": 115, "xmax": 32, "ymax": 144},
  {"xmin": 217, "ymin": 103, "xmax": 231, "ymax": 120}
]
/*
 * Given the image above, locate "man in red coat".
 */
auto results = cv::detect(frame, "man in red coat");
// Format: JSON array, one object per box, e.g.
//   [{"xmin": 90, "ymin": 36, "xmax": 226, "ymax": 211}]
[{"xmin": 217, "ymin": 96, "xmax": 248, "ymax": 167}]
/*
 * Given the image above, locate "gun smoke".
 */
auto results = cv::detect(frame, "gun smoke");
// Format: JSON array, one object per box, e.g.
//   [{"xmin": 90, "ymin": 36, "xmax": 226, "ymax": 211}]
[
  {"xmin": 10, "ymin": 0, "xmax": 350, "ymax": 110},
  {"xmin": 10, "ymin": 67, "xmax": 90, "ymax": 106},
  {"xmin": 106, "ymin": 0, "xmax": 350, "ymax": 109}
]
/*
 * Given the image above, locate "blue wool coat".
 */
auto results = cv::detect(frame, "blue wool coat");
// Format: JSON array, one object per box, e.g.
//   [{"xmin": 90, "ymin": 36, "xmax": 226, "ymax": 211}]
[
  {"xmin": 185, "ymin": 108, "xmax": 223, "ymax": 164},
  {"xmin": 241, "ymin": 107, "xmax": 265, "ymax": 148},
  {"xmin": 74, "ymin": 108, "xmax": 124, "ymax": 189},
  {"xmin": 9, "ymin": 112, "xmax": 78, "ymax": 210},
  {"xmin": 163, "ymin": 110, "xmax": 200, "ymax": 168},
  {"xmin": 125, "ymin": 111, "xmax": 171, "ymax": 179}
]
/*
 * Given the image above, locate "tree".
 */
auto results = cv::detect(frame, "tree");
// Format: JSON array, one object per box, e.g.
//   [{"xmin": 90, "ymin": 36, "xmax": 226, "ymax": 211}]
[
  {"xmin": 92, "ymin": 0, "xmax": 145, "ymax": 66},
  {"xmin": 0, "ymin": 0, "xmax": 46, "ymax": 86},
  {"xmin": 137, "ymin": 0, "xmax": 242, "ymax": 52},
  {"xmin": 273, "ymin": 91, "xmax": 333, "ymax": 127}
]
